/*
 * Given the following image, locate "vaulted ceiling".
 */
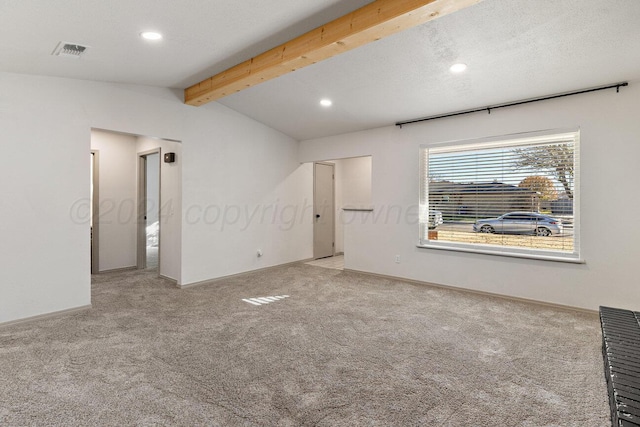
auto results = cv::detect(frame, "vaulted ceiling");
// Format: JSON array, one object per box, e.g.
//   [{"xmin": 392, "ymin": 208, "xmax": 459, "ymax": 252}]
[{"xmin": 2, "ymin": 0, "xmax": 639, "ymax": 140}]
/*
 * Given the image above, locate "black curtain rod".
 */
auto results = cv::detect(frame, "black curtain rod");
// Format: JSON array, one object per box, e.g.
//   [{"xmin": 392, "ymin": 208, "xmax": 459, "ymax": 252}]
[{"xmin": 396, "ymin": 81, "xmax": 629, "ymax": 128}]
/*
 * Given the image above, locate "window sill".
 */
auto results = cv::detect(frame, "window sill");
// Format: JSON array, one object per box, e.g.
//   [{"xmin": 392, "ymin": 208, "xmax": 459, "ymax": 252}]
[{"xmin": 417, "ymin": 242, "xmax": 585, "ymax": 264}]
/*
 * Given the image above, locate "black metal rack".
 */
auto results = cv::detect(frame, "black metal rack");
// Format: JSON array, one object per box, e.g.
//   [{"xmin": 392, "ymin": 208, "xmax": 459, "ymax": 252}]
[{"xmin": 600, "ymin": 306, "xmax": 640, "ymax": 426}]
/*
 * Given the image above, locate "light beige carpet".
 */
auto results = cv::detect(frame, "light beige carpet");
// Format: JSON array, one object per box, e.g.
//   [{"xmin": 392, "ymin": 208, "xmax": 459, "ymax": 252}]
[{"xmin": 0, "ymin": 264, "xmax": 610, "ymax": 426}]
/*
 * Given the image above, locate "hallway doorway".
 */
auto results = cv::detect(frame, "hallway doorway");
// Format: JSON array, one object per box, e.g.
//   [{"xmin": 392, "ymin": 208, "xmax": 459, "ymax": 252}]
[{"xmin": 137, "ymin": 150, "xmax": 160, "ymax": 271}]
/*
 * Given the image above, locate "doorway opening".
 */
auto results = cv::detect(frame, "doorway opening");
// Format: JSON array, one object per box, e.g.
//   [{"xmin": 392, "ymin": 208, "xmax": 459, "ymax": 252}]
[
  {"xmin": 138, "ymin": 150, "xmax": 160, "ymax": 271},
  {"xmin": 91, "ymin": 150, "xmax": 100, "ymax": 274},
  {"xmin": 90, "ymin": 128, "xmax": 181, "ymax": 283},
  {"xmin": 311, "ymin": 156, "xmax": 372, "ymax": 267}
]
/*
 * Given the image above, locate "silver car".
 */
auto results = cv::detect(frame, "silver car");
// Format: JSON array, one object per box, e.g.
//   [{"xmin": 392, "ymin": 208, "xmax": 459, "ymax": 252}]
[{"xmin": 473, "ymin": 212, "xmax": 563, "ymax": 236}]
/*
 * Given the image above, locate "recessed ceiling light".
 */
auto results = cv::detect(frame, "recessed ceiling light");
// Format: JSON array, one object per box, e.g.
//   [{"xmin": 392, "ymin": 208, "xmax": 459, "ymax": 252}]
[
  {"xmin": 320, "ymin": 99, "xmax": 333, "ymax": 107},
  {"xmin": 141, "ymin": 31, "xmax": 163, "ymax": 41},
  {"xmin": 450, "ymin": 63, "xmax": 467, "ymax": 73}
]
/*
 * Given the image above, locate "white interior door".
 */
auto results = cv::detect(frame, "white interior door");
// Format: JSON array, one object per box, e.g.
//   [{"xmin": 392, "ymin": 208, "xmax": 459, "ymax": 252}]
[{"xmin": 314, "ymin": 162, "xmax": 335, "ymax": 259}]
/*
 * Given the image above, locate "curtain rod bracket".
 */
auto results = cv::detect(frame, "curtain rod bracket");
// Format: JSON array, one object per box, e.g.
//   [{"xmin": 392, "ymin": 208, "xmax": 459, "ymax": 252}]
[{"xmin": 616, "ymin": 82, "xmax": 629, "ymax": 93}]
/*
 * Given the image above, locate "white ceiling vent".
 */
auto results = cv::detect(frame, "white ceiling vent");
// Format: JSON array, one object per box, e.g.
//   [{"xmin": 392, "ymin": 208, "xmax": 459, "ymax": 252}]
[{"xmin": 52, "ymin": 42, "xmax": 89, "ymax": 58}]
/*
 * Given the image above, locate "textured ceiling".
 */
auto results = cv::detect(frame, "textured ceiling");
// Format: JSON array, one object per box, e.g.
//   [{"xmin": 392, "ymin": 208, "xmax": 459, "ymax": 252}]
[
  {"xmin": 219, "ymin": 0, "xmax": 640, "ymax": 140},
  {"xmin": 1, "ymin": 0, "xmax": 640, "ymax": 141},
  {"xmin": 0, "ymin": 0, "xmax": 373, "ymax": 88}
]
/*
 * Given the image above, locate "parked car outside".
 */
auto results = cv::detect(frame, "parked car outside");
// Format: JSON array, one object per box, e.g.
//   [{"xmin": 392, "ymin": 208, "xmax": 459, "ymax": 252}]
[
  {"xmin": 428, "ymin": 210, "xmax": 443, "ymax": 229},
  {"xmin": 473, "ymin": 212, "xmax": 563, "ymax": 236}
]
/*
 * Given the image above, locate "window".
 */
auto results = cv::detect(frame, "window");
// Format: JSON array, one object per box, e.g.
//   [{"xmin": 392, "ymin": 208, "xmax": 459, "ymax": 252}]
[{"xmin": 419, "ymin": 129, "xmax": 580, "ymax": 262}]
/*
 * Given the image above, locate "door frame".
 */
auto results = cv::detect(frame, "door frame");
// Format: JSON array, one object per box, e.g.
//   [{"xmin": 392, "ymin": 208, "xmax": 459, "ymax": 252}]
[
  {"xmin": 313, "ymin": 162, "xmax": 335, "ymax": 259},
  {"xmin": 91, "ymin": 150, "xmax": 100, "ymax": 274},
  {"xmin": 137, "ymin": 148, "xmax": 161, "ymax": 272}
]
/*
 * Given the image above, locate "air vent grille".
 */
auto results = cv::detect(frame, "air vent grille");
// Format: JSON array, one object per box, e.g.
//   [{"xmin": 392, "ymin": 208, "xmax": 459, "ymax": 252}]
[{"xmin": 52, "ymin": 42, "xmax": 89, "ymax": 58}]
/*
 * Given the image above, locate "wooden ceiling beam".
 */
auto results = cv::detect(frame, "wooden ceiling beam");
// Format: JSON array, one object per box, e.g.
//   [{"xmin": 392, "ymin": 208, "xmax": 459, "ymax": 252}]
[{"xmin": 185, "ymin": 0, "xmax": 482, "ymax": 106}]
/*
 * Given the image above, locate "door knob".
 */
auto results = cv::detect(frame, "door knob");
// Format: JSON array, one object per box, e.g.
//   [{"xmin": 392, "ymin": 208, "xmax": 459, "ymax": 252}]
[{"xmin": 316, "ymin": 214, "xmax": 320, "ymax": 218}]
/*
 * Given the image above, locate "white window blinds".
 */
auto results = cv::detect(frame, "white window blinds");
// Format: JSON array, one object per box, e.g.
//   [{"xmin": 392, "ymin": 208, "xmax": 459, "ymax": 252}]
[{"xmin": 419, "ymin": 130, "xmax": 580, "ymax": 261}]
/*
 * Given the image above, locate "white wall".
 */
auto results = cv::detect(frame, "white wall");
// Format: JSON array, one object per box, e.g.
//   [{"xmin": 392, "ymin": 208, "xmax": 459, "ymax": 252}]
[
  {"xmin": 180, "ymin": 106, "xmax": 313, "ymax": 285},
  {"xmin": 300, "ymin": 82, "xmax": 640, "ymax": 311},
  {"xmin": 338, "ymin": 157, "xmax": 372, "ymax": 209},
  {"xmin": 333, "ymin": 156, "xmax": 372, "ymax": 253},
  {"xmin": 91, "ymin": 130, "xmax": 138, "ymax": 272},
  {"xmin": 136, "ymin": 136, "xmax": 182, "ymax": 282},
  {"xmin": 0, "ymin": 71, "xmax": 312, "ymax": 324}
]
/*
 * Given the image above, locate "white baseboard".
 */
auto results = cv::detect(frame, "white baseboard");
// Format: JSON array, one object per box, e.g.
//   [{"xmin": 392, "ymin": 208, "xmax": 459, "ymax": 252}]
[
  {"xmin": 96, "ymin": 266, "xmax": 137, "ymax": 274},
  {"xmin": 179, "ymin": 258, "xmax": 314, "ymax": 289},
  {"xmin": 343, "ymin": 268, "xmax": 598, "ymax": 315},
  {"xmin": 0, "ymin": 305, "xmax": 92, "ymax": 328}
]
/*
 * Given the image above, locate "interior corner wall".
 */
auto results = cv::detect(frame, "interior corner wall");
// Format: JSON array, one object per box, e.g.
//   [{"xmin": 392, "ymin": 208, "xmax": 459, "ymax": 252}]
[
  {"xmin": 0, "ymin": 71, "xmax": 312, "ymax": 324},
  {"xmin": 91, "ymin": 129, "xmax": 138, "ymax": 272},
  {"xmin": 179, "ymin": 107, "xmax": 313, "ymax": 285},
  {"xmin": 136, "ymin": 136, "xmax": 182, "ymax": 282},
  {"xmin": 333, "ymin": 157, "xmax": 372, "ymax": 254},
  {"xmin": 299, "ymin": 82, "xmax": 640, "ymax": 311}
]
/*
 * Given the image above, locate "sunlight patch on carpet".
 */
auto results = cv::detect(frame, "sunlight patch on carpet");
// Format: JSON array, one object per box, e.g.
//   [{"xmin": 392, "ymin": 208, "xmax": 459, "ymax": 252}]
[{"xmin": 242, "ymin": 295, "xmax": 290, "ymax": 306}]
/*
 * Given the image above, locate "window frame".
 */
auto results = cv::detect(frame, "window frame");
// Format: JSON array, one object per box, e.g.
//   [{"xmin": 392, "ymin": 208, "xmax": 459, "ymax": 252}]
[{"xmin": 418, "ymin": 128, "xmax": 582, "ymax": 263}]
